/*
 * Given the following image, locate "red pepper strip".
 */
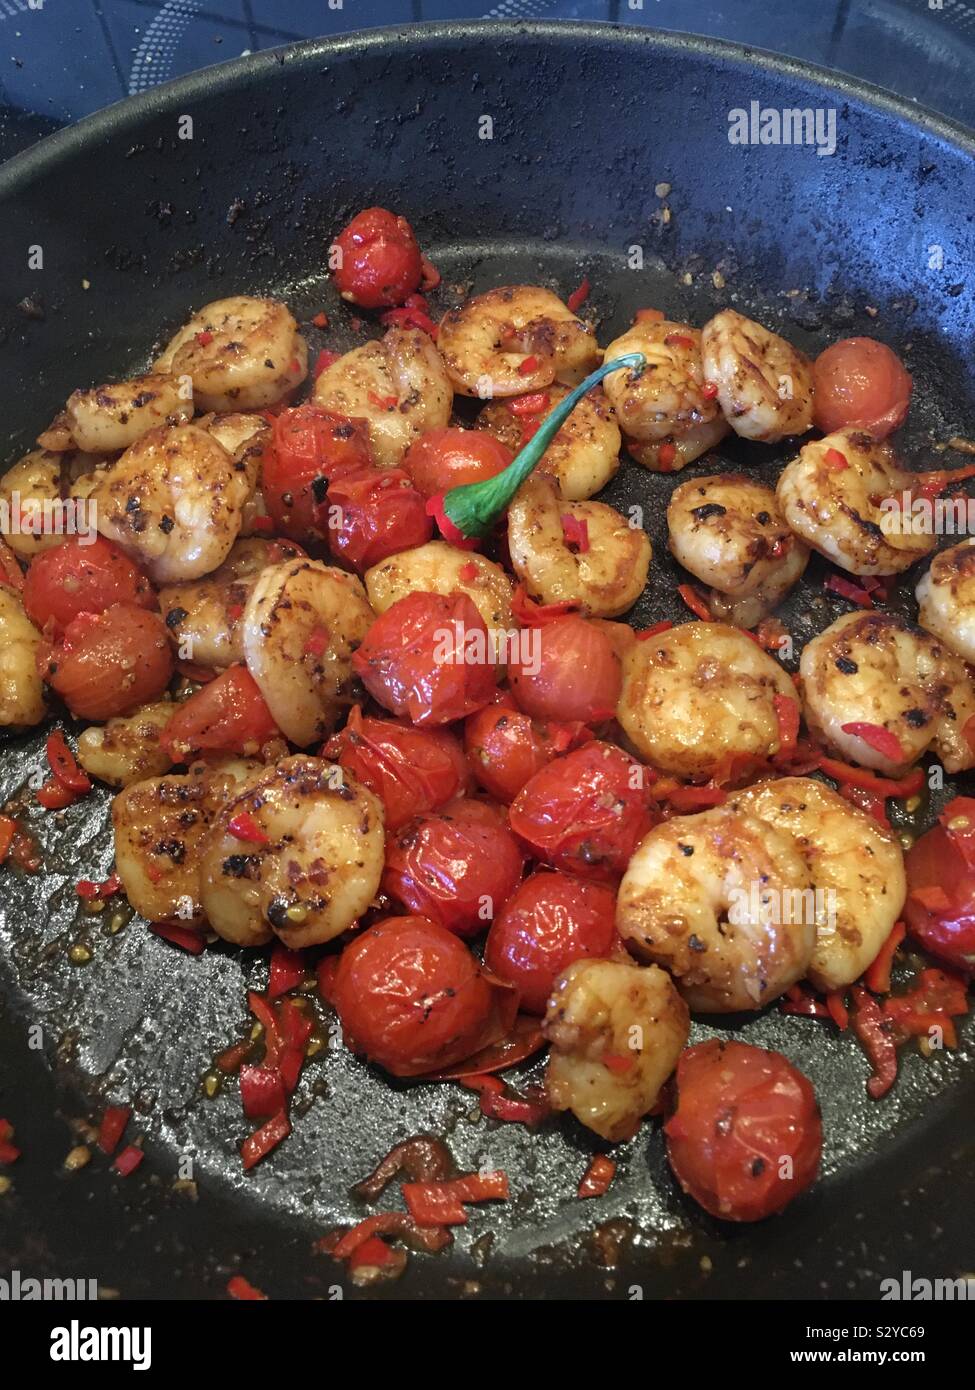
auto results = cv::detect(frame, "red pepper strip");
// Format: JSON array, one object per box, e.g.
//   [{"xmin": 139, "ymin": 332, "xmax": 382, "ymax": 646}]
[
  {"xmin": 508, "ymin": 391, "xmax": 551, "ymax": 417},
  {"xmin": 113, "ymin": 1144, "xmax": 144, "ymax": 1176},
  {"xmin": 367, "ymin": 391, "xmax": 398, "ymax": 410},
  {"xmin": 840, "ymin": 721, "xmax": 905, "ymax": 764},
  {"xmin": 850, "ymin": 985, "xmax": 898, "ymax": 1099},
  {"xmin": 816, "ymin": 756, "xmax": 924, "ymax": 799},
  {"xmin": 227, "ymin": 1274, "xmax": 268, "ymax": 1300},
  {"xmin": 511, "ymin": 583, "xmax": 580, "ymax": 627},
  {"xmin": 826, "ymin": 990, "xmax": 850, "ymax": 1030},
  {"xmin": 36, "ymin": 779, "xmax": 80, "ymax": 810},
  {"xmin": 248, "ymin": 990, "xmax": 284, "ymax": 1068},
  {"xmin": 939, "ymin": 796, "xmax": 975, "ymax": 871},
  {"xmin": 277, "ymin": 999, "xmax": 313, "ymax": 1093},
  {"xmin": 420, "ymin": 257, "xmax": 441, "ymax": 290},
  {"xmin": 824, "ymin": 573, "xmax": 874, "ymax": 609},
  {"xmin": 240, "ymin": 1064, "xmax": 287, "ymax": 1121},
  {"xmin": 779, "ymin": 984, "xmax": 829, "ymax": 1018},
  {"xmin": 578, "ymin": 1155, "xmax": 616, "ymax": 1198},
  {"xmin": 459, "ymin": 1074, "xmax": 505, "ymax": 1096},
  {"xmin": 402, "ymin": 1171, "xmax": 509, "ymax": 1226},
  {"xmin": 241, "ymin": 1110, "xmax": 291, "ymax": 1171},
  {"xmin": 45, "ymin": 730, "xmax": 92, "ymax": 794},
  {"xmin": 379, "ymin": 306, "xmax": 439, "ymax": 339},
  {"xmin": 479, "ymin": 1087, "xmax": 550, "ymax": 1127},
  {"xmin": 657, "ymin": 442, "xmax": 677, "ymax": 469},
  {"xmin": 268, "ymin": 943, "xmax": 305, "ymax": 1000},
  {"xmin": 824, "ymin": 447, "xmax": 849, "ymax": 471},
  {"xmin": 518, "ymin": 355, "xmax": 540, "ymax": 376},
  {"xmin": 566, "ymin": 277, "xmax": 590, "ymax": 313},
  {"xmin": 773, "ymin": 694, "xmax": 800, "ymax": 759},
  {"xmin": 636, "ymin": 620, "xmax": 673, "ymax": 640},
  {"xmin": 97, "ymin": 1105, "xmax": 131, "ymax": 1155},
  {"xmin": 840, "ymin": 783, "xmax": 893, "ymax": 828},
  {"xmin": 909, "ymin": 885, "xmax": 951, "ymax": 913},
  {"xmin": 347, "ymin": 1236, "xmax": 405, "ymax": 1274},
  {"xmin": 216, "ymin": 1040, "xmax": 252, "ymax": 1074},
  {"xmin": 76, "ymin": 874, "xmax": 121, "ymax": 900},
  {"xmin": 314, "ymin": 349, "xmax": 341, "ymax": 377},
  {"xmin": 665, "ymin": 783, "xmax": 727, "ymax": 812},
  {"xmin": 912, "ymin": 461, "xmax": 975, "ymax": 499},
  {"xmin": 863, "ymin": 920, "xmax": 907, "ymax": 995},
  {"xmin": 664, "ymin": 333, "xmax": 693, "ymax": 349},
  {"xmin": 677, "ymin": 583, "xmax": 712, "ymax": 621},
  {"xmin": 149, "ymin": 922, "xmax": 206, "ymax": 954},
  {"xmin": 0, "ymin": 816, "xmax": 15, "ymax": 864},
  {"xmin": 883, "ymin": 968, "xmax": 968, "ymax": 1039},
  {"xmin": 560, "ymin": 514, "xmax": 590, "ymax": 552},
  {"xmin": 227, "ymin": 811, "xmax": 269, "ymax": 845},
  {"xmin": 328, "ymin": 1213, "xmax": 451, "ymax": 1260}
]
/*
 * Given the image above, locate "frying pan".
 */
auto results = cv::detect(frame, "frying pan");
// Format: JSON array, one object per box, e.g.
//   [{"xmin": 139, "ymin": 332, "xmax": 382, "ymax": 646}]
[{"xmin": 1, "ymin": 20, "xmax": 974, "ymax": 1301}]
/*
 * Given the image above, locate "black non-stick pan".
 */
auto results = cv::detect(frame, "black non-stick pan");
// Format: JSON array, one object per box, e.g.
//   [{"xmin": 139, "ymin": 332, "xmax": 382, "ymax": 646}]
[{"xmin": 1, "ymin": 21, "xmax": 974, "ymax": 1300}]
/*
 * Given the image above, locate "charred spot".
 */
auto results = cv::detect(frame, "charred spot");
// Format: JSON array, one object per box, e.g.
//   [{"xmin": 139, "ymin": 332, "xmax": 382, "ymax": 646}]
[
  {"xmin": 756, "ymin": 511, "xmax": 771, "ymax": 525},
  {"xmin": 264, "ymin": 358, "xmax": 275, "ymax": 369},
  {"xmin": 678, "ymin": 842, "xmax": 694, "ymax": 856},
  {"xmin": 903, "ymin": 707, "xmax": 928, "ymax": 728},
  {"xmin": 158, "ymin": 515, "xmax": 175, "ymax": 534},
  {"xmin": 222, "ymin": 854, "xmax": 258, "ymax": 878},
  {"xmin": 311, "ymin": 475, "xmax": 328, "ymax": 505},
  {"xmin": 333, "ymin": 423, "xmax": 355, "ymax": 440},
  {"xmin": 751, "ymin": 1157, "xmax": 766, "ymax": 1177},
  {"xmin": 266, "ymin": 897, "xmax": 294, "ymax": 930},
  {"xmin": 840, "ymin": 502, "xmax": 885, "ymax": 542},
  {"xmin": 154, "ymin": 838, "xmax": 185, "ymax": 863},
  {"xmin": 688, "ymin": 934, "xmax": 707, "ymax": 952},
  {"xmin": 131, "ymin": 392, "xmax": 156, "ymax": 409},
  {"xmin": 691, "ymin": 503, "xmax": 727, "ymax": 521},
  {"xmin": 835, "ymin": 656, "xmax": 858, "ymax": 675},
  {"xmin": 165, "ymin": 607, "xmax": 188, "ymax": 629}
]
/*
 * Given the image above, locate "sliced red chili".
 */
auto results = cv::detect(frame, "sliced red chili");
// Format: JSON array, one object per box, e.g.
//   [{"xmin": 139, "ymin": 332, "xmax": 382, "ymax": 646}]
[
  {"xmin": 149, "ymin": 922, "xmax": 205, "ymax": 955},
  {"xmin": 113, "ymin": 1144, "xmax": 144, "ymax": 1176},
  {"xmin": 566, "ymin": 278, "xmax": 590, "ymax": 313},
  {"xmin": 227, "ymin": 1274, "xmax": 268, "ymax": 1300},
  {"xmin": 840, "ymin": 721, "xmax": 905, "ymax": 764},
  {"xmin": 850, "ymin": 985, "xmax": 898, "ymax": 1099},
  {"xmin": 227, "ymin": 811, "xmax": 270, "ymax": 845},
  {"xmin": 578, "ymin": 1155, "xmax": 616, "ymax": 1198},
  {"xmin": 97, "ymin": 1105, "xmax": 131, "ymax": 1155},
  {"xmin": 677, "ymin": 583, "xmax": 711, "ymax": 621},
  {"xmin": 863, "ymin": 920, "xmax": 907, "ymax": 995},
  {"xmin": 241, "ymin": 1110, "xmax": 291, "ymax": 1171},
  {"xmin": 46, "ymin": 730, "xmax": 92, "ymax": 795}
]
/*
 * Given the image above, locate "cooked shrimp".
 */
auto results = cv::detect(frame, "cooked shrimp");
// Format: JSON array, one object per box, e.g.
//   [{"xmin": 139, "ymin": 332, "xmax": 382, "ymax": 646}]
[
  {"xmin": 799, "ymin": 609, "xmax": 975, "ymax": 775},
  {"xmin": 623, "ymin": 417, "xmax": 730, "ymax": 473},
  {"xmin": 728, "ymin": 777, "xmax": 906, "ymax": 991},
  {"xmin": 617, "ymin": 807, "xmax": 816, "ymax": 1012},
  {"xmin": 617, "ymin": 621, "xmax": 796, "ymax": 779},
  {"xmin": 776, "ymin": 428, "xmax": 934, "ymax": 575},
  {"xmin": 0, "ymin": 588, "xmax": 45, "ymax": 726},
  {"xmin": 543, "ymin": 959, "xmax": 689, "ymax": 1142},
  {"xmin": 155, "ymin": 295, "xmax": 307, "ymax": 412},
  {"xmin": 92, "ymin": 423, "xmax": 256, "ymax": 583},
  {"xmin": 506, "ymin": 473, "xmax": 650, "ymax": 619},
  {"xmin": 61, "ymin": 372, "xmax": 193, "ymax": 453},
  {"xmin": 667, "ymin": 474, "xmax": 809, "ymax": 628},
  {"xmin": 475, "ymin": 384, "xmax": 621, "ymax": 500},
  {"xmin": 199, "ymin": 755, "xmax": 384, "ymax": 949},
  {"xmin": 313, "ymin": 326, "xmax": 452, "ymax": 468},
  {"xmin": 364, "ymin": 540, "xmax": 514, "ymax": 632},
  {"xmin": 242, "ymin": 558, "xmax": 373, "ymax": 747},
  {"xmin": 916, "ymin": 538, "xmax": 975, "ymax": 663},
  {"xmin": 438, "ymin": 286, "xmax": 599, "ymax": 398},
  {"xmin": 700, "ymin": 309, "xmax": 815, "ymax": 441},
  {"xmin": 76, "ymin": 702, "xmax": 175, "ymax": 788},
  {"xmin": 0, "ymin": 450, "xmax": 64, "ymax": 558}
]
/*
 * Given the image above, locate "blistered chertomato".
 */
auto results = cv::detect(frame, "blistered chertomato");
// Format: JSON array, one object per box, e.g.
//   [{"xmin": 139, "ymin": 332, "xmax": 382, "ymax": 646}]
[
  {"xmin": 264, "ymin": 406, "xmax": 372, "ymax": 541},
  {"xmin": 383, "ymin": 798, "xmax": 525, "ymax": 937},
  {"xmin": 325, "ymin": 464, "xmax": 431, "ymax": 572},
  {"xmin": 352, "ymin": 591, "xmax": 497, "ymax": 725},
  {"xmin": 812, "ymin": 337, "xmax": 913, "ymax": 439},
  {"xmin": 40, "ymin": 603, "xmax": 173, "ymax": 720},
  {"xmin": 331, "ymin": 208, "xmax": 423, "ymax": 310},
  {"xmin": 509, "ymin": 741, "xmax": 655, "ymax": 881},
  {"xmin": 464, "ymin": 693, "xmax": 591, "ymax": 803},
  {"xmin": 508, "ymin": 614, "xmax": 622, "ymax": 724},
  {"xmin": 904, "ymin": 798, "xmax": 975, "ymax": 973},
  {"xmin": 331, "ymin": 915, "xmax": 518, "ymax": 1076},
  {"xmin": 160, "ymin": 664, "xmax": 278, "ymax": 760},
  {"xmin": 664, "ymin": 1039, "xmax": 822, "ymax": 1222},
  {"xmin": 484, "ymin": 869, "xmax": 618, "ymax": 1014},
  {"xmin": 402, "ymin": 428, "xmax": 514, "ymax": 499},
  {"xmin": 323, "ymin": 705, "xmax": 469, "ymax": 831},
  {"xmin": 23, "ymin": 536, "xmax": 155, "ymax": 633}
]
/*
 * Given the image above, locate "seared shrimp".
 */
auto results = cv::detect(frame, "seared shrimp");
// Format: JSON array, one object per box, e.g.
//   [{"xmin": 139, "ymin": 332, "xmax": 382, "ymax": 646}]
[
  {"xmin": 76, "ymin": 702, "xmax": 175, "ymax": 788},
  {"xmin": 313, "ymin": 326, "xmax": 452, "ymax": 468},
  {"xmin": 617, "ymin": 807, "xmax": 816, "ymax": 1012},
  {"xmin": 242, "ymin": 559, "xmax": 373, "ymax": 747},
  {"xmin": 0, "ymin": 450, "xmax": 64, "ymax": 558},
  {"xmin": 438, "ymin": 286, "xmax": 599, "ymax": 398},
  {"xmin": 700, "ymin": 309, "xmax": 814, "ymax": 442},
  {"xmin": 667, "ymin": 474, "xmax": 809, "ymax": 628},
  {"xmin": 776, "ymin": 429, "xmax": 933, "ymax": 575},
  {"xmin": 799, "ymin": 609, "xmax": 975, "ymax": 775},
  {"xmin": 61, "ymin": 372, "xmax": 193, "ymax": 453},
  {"xmin": 364, "ymin": 541, "xmax": 515, "ymax": 633},
  {"xmin": 199, "ymin": 756, "xmax": 384, "ymax": 949},
  {"xmin": 507, "ymin": 474, "xmax": 651, "ymax": 619},
  {"xmin": 476, "ymin": 384, "xmax": 621, "ymax": 500},
  {"xmin": 92, "ymin": 423, "xmax": 256, "ymax": 583},
  {"xmin": 623, "ymin": 418, "xmax": 730, "ymax": 473},
  {"xmin": 543, "ymin": 959, "xmax": 689, "ymax": 1142},
  {"xmin": 0, "ymin": 588, "xmax": 45, "ymax": 726},
  {"xmin": 155, "ymin": 296, "xmax": 307, "ymax": 412},
  {"xmin": 916, "ymin": 538, "xmax": 975, "ymax": 663},
  {"xmin": 617, "ymin": 621, "xmax": 796, "ymax": 779},
  {"xmin": 728, "ymin": 777, "xmax": 906, "ymax": 992}
]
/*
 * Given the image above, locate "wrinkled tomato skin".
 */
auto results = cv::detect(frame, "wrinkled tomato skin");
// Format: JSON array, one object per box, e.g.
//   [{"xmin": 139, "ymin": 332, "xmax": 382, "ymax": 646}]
[
  {"xmin": 812, "ymin": 337, "xmax": 913, "ymax": 439},
  {"xmin": 323, "ymin": 706, "xmax": 470, "ymax": 831},
  {"xmin": 904, "ymin": 823, "xmax": 975, "ymax": 973},
  {"xmin": 484, "ymin": 869, "xmax": 618, "ymax": 1014},
  {"xmin": 509, "ymin": 741, "xmax": 655, "ymax": 882},
  {"xmin": 265, "ymin": 406, "xmax": 373, "ymax": 542},
  {"xmin": 40, "ymin": 603, "xmax": 174, "ymax": 721},
  {"xmin": 332, "ymin": 915, "xmax": 504, "ymax": 1076},
  {"xmin": 331, "ymin": 208, "xmax": 423, "ymax": 310},
  {"xmin": 464, "ymin": 695, "xmax": 591, "ymax": 803},
  {"xmin": 664, "ymin": 1039, "xmax": 822, "ymax": 1222},
  {"xmin": 352, "ymin": 590, "xmax": 497, "ymax": 726},
  {"xmin": 508, "ymin": 615, "xmax": 622, "ymax": 724},
  {"xmin": 403, "ymin": 428, "xmax": 514, "ymax": 499},
  {"xmin": 23, "ymin": 537, "xmax": 155, "ymax": 633},
  {"xmin": 160, "ymin": 664, "xmax": 278, "ymax": 759},
  {"xmin": 325, "ymin": 465, "xmax": 432, "ymax": 572},
  {"xmin": 383, "ymin": 798, "xmax": 526, "ymax": 938}
]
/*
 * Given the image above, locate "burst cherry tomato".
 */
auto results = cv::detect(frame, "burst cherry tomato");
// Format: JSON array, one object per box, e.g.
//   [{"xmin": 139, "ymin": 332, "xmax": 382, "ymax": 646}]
[
  {"xmin": 39, "ymin": 603, "xmax": 173, "ymax": 721},
  {"xmin": 402, "ymin": 428, "xmax": 514, "ymax": 499},
  {"xmin": 484, "ymin": 869, "xmax": 618, "ymax": 1013},
  {"xmin": 464, "ymin": 694, "xmax": 591, "ymax": 803},
  {"xmin": 325, "ymin": 464, "xmax": 432, "ymax": 572},
  {"xmin": 508, "ymin": 614, "xmax": 622, "ymax": 724},
  {"xmin": 331, "ymin": 207, "xmax": 424, "ymax": 310},
  {"xmin": 664, "ymin": 1039, "xmax": 822, "ymax": 1222},
  {"xmin": 23, "ymin": 536, "xmax": 155, "ymax": 634},
  {"xmin": 332, "ymin": 915, "xmax": 517, "ymax": 1076},
  {"xmin": 509, "ymin": 740, "xmax": 655, "ymax": 881},
  {"xmin": 323, "ymin": 705, "xmax": 469, "ymax": 831},
  {"xmin": 159, "ymin": 664, "xmax": 278, "ymax": 760},
  {"xmin": 383, "ymin": 798, "xmax": 525, "ymax": 937},
  {"xmin": 264, "ymin": 406, "xmax": 373, "ymax": 542},
  {"xmin": 812, "ymin": 337, "xmax": 913, "ymax": 438},
  {"xmin": 352, "ymin": 591, "xmax": 497, "ymax": 725},
  {"xmin": 904, "ymin": 802, "xmax": 975, "ymax": 973}
]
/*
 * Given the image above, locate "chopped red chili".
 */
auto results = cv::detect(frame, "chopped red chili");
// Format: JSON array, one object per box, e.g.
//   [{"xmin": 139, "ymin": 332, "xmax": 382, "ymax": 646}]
[
  {"xmin": 508, "ymin": 391, "xmax": 550, "ymax": 417},
  {"xmin": 850, "ymin": 985, "xmax": 898, "ymax": 1099},
  {"xmin": 241, "ymin": 1110, "xmax": 291, "ymax": 1171},
  {"xmin": 773, "ymin": 694, "xmax": 800, "ymax": 759},
  {"xmin": 479, "ymin": 1087, "xmax": 550, "ymax": 1127},
  {"xmin": 824, "ymin": 447, "xmax": 849, "ymax": 471},
  {"xmin": 677, "ymin": 583, "xmax": 711, "ymax": 621},
  {"xmin": 578, "ymin": 1155, "xmax": 616, "ymax": 1198},
  {"xmin": 636, "ymin": 620, "xmax": 673, "ymax": 640},
  {"xmin": 517, "ymin": 355, "xmax": 540, "ymax": 376},
  {"xmin": 227, "ymin": 811, "xmax": 270, "ymax": 845},
  {"xmin": 268, "ymin": 943, "xmax": 305, "ymax": 1000},
  {"xmin": 840, "ymin": 722, "xmax": 905, "ymax": 764},
  {"xmin": 657, "ymin": 442, "xmax": 678, "ymax": 469},
  {"xmin": 149, "ymin": 921, "xmax": 205, "ymax": 954},
  {"xmin": 112, "ymin": 1144, "xmax": 144, "ymax": 1177},
  {"xmin": 227, "ymin": 1274, "xmax": 268, "ymax": 1300},
  {"xmin": 863, "ymin": 921, "xmax": 907, "ymax": 995},
  {"xmin": 817, "ymin": 756, "xmax": 924, "ymax": 799},
  {"xmin": 560, "ymin": 514, "xmax": 590, "ymax": 552},
  {"xmin": 0, "ymin": 816, "xmax": 15, "ymax": 864},
  {"xmin": 46, "ymin": 730, "xmax": 92, "ymax": 795},
  {"xmin": 36, "ymin": 779, "xmax": 80, "ymax": 810},
  {"xmin": 566, "ymin": 278, "xmax": 590, "ymax": 313},
  {"xmin": 97, "ymin": 1105, "xmax": 131, "ymax": 1155},
  {"xmin": 824, "ymin": 573, "xmax": 874, "ymax": 609},
  {"xmin": 402, "ymin": 1171, "xmax": 509, "ymax": 1226}
]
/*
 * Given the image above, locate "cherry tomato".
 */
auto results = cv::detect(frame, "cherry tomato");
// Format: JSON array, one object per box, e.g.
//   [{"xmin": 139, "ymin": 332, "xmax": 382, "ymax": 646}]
[
  {"xmin": 332, "ymin": 914, "xmax": 518, "ymax": 1076},
  {"xmin": 402, "ymin": 428, "xmax": 514, "ymax": 500},
  {"xmin": 325, "ymin": 464, "xmax": 432, "ymax": 573},
  {"xmin": 464, "ymin": 693, "xmax": 591, "ymax": 803},
  {"xmin": 323, "ymin": 705, "xmax": 470, "ymax": 831},
  {"xmin": 664, "ymin": 1039, "xmax": 822, "ymax": 1222},
  {"xmin": 383, "ymin": 797, "xmax": 525, "ymax": 937},
  {"xmin": 484, "ymin": 869, "xmax": 618, "ymax": 1013},
  {"xmin": 508, "ymin": 614, "xmax": 622, "ymax": 723},
  {"xmin": 39, "ymin": 603, "xmax": 174, "ymax": 721},
  {"xmin": 160, "ymin": 664, "xmax": 278, "ymax": 760},
  {"xmin": 23, "ymin": 536, "xmax": 155, "ymax": 634},
  {"xmin": 331, "ymin": 207, "xmax": 423, "ymax": 310},
  {"xmin": 509, "ymin": 740, "xmax": 655, "ymax": 881},
  {"xmin": 264, "ymin": 406, "xmax": 372, "ymax": 541},
  {"xmin": 812, "ymin": 337, "xmax": 913, "ymax": 438},
  {"xmin": 904, "ymin": 819, "xmax": 975, "ymax": 973},
  {"xmin": 352, "ymin": 591, "xmax": 497, "ymax": 725}
]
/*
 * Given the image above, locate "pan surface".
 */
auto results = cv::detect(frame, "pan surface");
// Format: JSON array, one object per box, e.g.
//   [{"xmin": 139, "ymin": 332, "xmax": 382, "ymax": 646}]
[{"xmin": 1, "ymin": 21, "xmax": 974, "ymax": 1299}]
